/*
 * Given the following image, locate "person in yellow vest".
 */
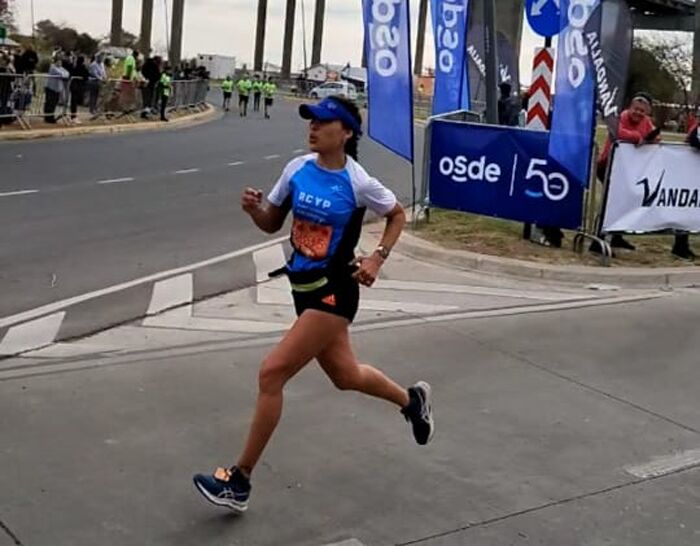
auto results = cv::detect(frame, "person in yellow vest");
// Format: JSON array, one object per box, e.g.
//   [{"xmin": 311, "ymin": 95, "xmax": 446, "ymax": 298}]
[
  {"xmin": 159, "ymin": 66, "xmax": 172, "ymax": 121},
  {"xmin": 252, "ymin": 74, "xmax": 263, "ymax": 112},
  {"xmin": 237, "ymin": 75, "xmax": 252, "ymax": 117},
  {"xmin": 263, "ymin": 77, "xmax": 277, "ymax": 120},
  {"xmin": 221, "ymin": 75, "xmax": 234, "ymax": 112}
]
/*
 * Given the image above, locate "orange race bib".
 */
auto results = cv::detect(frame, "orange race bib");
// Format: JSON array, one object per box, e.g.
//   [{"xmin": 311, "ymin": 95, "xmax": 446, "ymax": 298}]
[{"xmin": 291, "ymin": 218, "xmax": 333, "ymax": 260}]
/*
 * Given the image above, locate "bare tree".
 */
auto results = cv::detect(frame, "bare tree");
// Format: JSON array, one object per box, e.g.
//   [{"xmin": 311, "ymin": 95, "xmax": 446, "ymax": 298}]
[
  {"xmin": 638, "ymin": 36, "xmax": 694, "ymax": 108},
  {"xmin": 0, "ymin": 0, "xmax": 17, "ymax": 32}
]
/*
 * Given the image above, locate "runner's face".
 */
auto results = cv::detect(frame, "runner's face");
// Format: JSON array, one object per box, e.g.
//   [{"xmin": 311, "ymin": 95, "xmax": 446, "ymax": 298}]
[
  {"xmin": 308, "ymin": 119, "xmax": 351, "ymax": 154},
  {"xmin": 629, "ymin": 100, "xmax": 651, "ymax": 124}
]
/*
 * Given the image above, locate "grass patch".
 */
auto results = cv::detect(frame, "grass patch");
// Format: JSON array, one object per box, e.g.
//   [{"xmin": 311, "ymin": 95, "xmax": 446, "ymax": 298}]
[{"xmin": 412, "ymin": 209, "xmax": 697, "ymax": 268}]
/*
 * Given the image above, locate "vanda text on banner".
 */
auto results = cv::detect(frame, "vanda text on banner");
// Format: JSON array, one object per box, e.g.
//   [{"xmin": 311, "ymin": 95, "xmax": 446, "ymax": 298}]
[
  {"xmin": 603, "ymin": 143, "xmax": 700, "ymax": 232},
  {"xmin": 362, "ymin": 0, "xmax": 414, "ymax": 161},
  {"xmin": 430, "ymin": 0, "xmax": 470, "ymax": 115}
]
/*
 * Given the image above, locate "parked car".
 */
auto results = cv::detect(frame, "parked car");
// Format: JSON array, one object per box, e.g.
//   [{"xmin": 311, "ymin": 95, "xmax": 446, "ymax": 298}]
[{"xmin": 308, "ymin": 81, "xmax": 358, "ymax": 100}]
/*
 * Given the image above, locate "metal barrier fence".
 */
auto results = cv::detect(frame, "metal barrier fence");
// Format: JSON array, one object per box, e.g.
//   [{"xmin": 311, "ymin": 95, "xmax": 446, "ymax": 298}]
[{"xmin": 0, "ymin": 73, "xmax": 210, "ymax": 130}]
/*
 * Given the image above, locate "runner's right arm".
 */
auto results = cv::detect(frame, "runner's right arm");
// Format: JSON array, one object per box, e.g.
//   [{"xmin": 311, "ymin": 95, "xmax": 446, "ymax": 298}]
[{"xmin": 241, "ymin": 188, "xmax": 289, "ymax": 234}]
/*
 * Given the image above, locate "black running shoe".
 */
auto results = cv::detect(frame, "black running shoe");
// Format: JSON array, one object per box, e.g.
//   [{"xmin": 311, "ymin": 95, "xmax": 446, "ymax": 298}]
[
  {"xmin": 193, "ymin": 466, "xmax": 251, "ymax": 513},
  {"xmin": 401, "ymin": 381, "xmax": 434, "ymax": 445}
]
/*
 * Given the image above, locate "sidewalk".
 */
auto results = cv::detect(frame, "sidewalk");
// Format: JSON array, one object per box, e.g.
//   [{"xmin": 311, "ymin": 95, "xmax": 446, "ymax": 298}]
[
  {"xmin": 361, "ymin": 223, "xmax": 700, "ymax": 289},
  {"xmin": 0, "ymin": 104, "xmax": 219, "ymax": 141}
]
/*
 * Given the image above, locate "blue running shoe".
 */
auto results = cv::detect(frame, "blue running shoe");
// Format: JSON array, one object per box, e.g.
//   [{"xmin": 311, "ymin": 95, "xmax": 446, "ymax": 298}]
[
  {"xmin": 193, "ymin": 466, "xmax": 251, "ymax": 513},
  {"xmin": 401, "ymin": 381, "xmax": 435, "ymax": 445}
]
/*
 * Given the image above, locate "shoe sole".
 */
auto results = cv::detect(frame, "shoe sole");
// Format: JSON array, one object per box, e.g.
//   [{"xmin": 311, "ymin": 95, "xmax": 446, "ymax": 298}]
[
  {"xmin": 415, "ymin": 380, "xmax": 435, "ymax": 444},
  {"xmin": 193, "ymin": 479, "xmax": 248, "ymax": 513}
]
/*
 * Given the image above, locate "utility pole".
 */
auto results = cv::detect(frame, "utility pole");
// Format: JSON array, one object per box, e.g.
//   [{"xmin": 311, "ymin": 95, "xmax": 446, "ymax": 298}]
[
  {"xmin": 693, "ymin": 0, "xmax": 700, "ymax": 105},
  {"xmin": 170, "ymin": 0, "xmax": 185, "ymax": 66},
  {"xmin": 482, "ymin": 0, "xmax": 499, "ymax": 123},
  {"xmin": 111, "ymin": 0, "xmax": 124, "ymax": 46},
  {"xmin": 254, "ymin": 0, "xmax": 268, "ymax": 72},
  {"xmin": 311, "ymin": 0, "xmax": 325, "ymax": 65},
  {"xmin": 282, "ymin": 0, "xmax": 296, "ymax": 77},
  {"xmin": 140, "ymin": 0, "xmax": 154, "ymax": 54},
  {"xmin": 414, "ymin": 0, "xmax": 428, "ymax": 75}
]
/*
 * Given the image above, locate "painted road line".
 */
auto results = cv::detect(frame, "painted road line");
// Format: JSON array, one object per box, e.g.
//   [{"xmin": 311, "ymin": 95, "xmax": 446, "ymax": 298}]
[
  {"xmin": 257, "ymin": 276, "xmax": 294, "ymax": 305},
  {"xmin": 27, "ymin": 342, "xmax": 120, "ymax": 359},
  {"xmin": 264, "ymin": 154, "xmax": 281, "ymax": 160},
  {"xmin": 96, "ymin": 177, "xmax": 134, "ymax": 185},
  {"xmin": 147, "ymin": 274, "xmax": 194, "ymax": 315},
  {"xmin": 174, "ymin": 168, "xmax": 201, "ymax": 175},
  {"xmin": 0, "ymin": 190, "xmax": 39, "ymax": 198},
  {"xmin": 253, "ymin": 244, "xmax": 287, "ymax": 283},
  {"xmin": 0, "ymin": 312, "xmax": 66, "ymax": 356},
  {"xmin": 359, "ymin": 299, "xmax": 458, "ymax": 314},
  {"xmin": 322, "ymin": 540, "xmax": 365, "ymax": 546},
  {"xmin": 143, "ymin": 305, "xmax": 289, "ymax": 334},
  {"xmin": 228, "ymin": 161, "xmax": 245, "ymax": 166},
  {"xmin": 292, "ymin": 149, "xmax": 305, "ymax": 154},
  {"xmin": 0, "ymin": 236, "xmax": 288, "ymax": 330},
  {"xmin": 625, "ymin": 449, "xmax": 700, "ymax": 479},
  {"xmin": 374, "ymin": 280, "xmax": 591, "ymax": 302}
]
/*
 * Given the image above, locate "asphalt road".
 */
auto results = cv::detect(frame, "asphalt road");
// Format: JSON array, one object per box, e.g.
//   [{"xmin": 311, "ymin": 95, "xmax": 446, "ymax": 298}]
[
  {"xmin": 0, "ymin": 98, "xmax": 420, "ymax": 318},
  {"xmin": 1, "ymin": 267, "xmax": 699, "ymax": 545}
]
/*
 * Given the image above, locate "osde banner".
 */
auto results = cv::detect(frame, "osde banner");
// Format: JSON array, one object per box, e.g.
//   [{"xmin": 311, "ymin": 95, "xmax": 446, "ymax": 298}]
[{"xmin": 429, "ymin": 121, "xmax": 584, "ymax": 229}]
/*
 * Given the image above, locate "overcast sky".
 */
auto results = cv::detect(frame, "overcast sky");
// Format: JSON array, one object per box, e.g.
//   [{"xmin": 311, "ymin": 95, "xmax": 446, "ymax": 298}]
[{"xmin": 14, "ymin": 0, "xmax": 553, "ymax": 84}]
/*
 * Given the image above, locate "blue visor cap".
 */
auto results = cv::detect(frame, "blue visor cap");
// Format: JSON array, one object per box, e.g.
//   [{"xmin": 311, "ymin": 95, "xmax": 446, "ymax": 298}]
[{"xmin": 299, "ymin": 97, "xmax": 362, "ymax": 135}]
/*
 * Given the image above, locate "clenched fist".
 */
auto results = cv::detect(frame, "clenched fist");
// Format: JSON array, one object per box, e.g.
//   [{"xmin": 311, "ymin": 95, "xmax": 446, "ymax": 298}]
[{"xmin": 241, "ymin": 188, "xmax": 263, "ymax": 214}]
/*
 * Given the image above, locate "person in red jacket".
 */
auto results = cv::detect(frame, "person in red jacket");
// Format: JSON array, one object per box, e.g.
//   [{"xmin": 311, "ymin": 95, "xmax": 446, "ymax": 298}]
[
  {"xmin": 672, "ymin": 115, "xmax": 700, "ymax": 261},
  {"xmin": 596, "ymin": 92, "xmax": 661, "ymax": 253}
]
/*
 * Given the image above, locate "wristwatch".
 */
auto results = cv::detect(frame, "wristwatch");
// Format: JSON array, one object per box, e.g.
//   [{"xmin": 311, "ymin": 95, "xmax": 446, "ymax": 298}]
[{"xmin": 375, "ymin": 245, "xmax": 391, "ymax": 260}]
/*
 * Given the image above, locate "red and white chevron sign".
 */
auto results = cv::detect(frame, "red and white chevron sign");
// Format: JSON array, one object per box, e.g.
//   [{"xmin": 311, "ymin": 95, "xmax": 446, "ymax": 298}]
[{"xmin": 526, "ymin": 47, "xmax": 554, "ymax": 131}]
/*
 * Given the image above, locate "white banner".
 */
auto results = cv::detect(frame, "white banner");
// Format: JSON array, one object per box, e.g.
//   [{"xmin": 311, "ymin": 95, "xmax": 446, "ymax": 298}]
[{"xmin": 602, "ymin": 142, "xmax": 700, "ymax": 233}]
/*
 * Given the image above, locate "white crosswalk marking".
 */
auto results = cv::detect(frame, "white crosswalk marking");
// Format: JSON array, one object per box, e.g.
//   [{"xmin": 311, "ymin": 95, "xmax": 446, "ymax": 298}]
[
  {"xmin": 147, "ymin": 274, "xmax": 193, "ymax": 315},
  {"xmin": 253, "ymin": 245, "xmax": 287, "ymax": 283},
  {"xmin": 0, "ymin": 312, "xmax": 66, "ymax": 355}
]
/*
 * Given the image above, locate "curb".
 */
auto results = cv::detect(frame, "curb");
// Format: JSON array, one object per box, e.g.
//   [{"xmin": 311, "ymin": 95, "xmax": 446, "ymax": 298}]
[
  {"xmin": 0, "ymin": 104, "xmax": 220, "ymax": 141},
  {"xmin": 361, "ymin": 224, "xmax": 700, "ymax": 289},
  {"xmin": 0, "ymin": 237, "xmax": 286, "ymax": 359}
]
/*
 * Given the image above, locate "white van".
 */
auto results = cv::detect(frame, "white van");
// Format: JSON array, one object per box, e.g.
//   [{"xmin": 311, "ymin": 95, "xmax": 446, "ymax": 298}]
[{"xmin": 309, "ymin": 81, "xmax": 358, "ymax": 100}]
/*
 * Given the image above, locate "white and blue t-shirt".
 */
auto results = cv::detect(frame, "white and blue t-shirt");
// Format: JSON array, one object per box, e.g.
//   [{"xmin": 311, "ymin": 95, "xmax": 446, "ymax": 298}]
[{"xmin": 268, "ymin": 154, "xmax": 397, "ymax": 273}]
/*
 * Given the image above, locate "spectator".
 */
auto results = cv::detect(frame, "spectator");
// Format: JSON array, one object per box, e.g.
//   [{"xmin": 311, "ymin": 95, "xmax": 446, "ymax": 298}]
[
  {"xmin": 140, "ymin": 55, "xmax": 162, "ymax": 118},
  {"xmin": 44, "ymin": 57, "xmax": 70, "ymax": 124},
  {"xmin": 252, "ymin": 73, "xmax": 263, "ymax": 112},
  {"xmin": 497, "ymin": 82, "xmax": 520, "ymax": 127},
  {"xmin": 596, "ymin": 92, "xmax": 660, "ymax": 252},
  {"xmin": 68, "ymin": 55, "xmax": 89, "ymax": 122},
  {"xmin": 518, "ymin": 93, "xmax": 528, "ymax": 128},
  {"xmin": 14, "ymin": 47, "xmax": 38, "ymax": 75},
  {"xmin": 123, "ymin": 50, "xmax": 138, "ymax": 81},
  {"xmin": 87, "ymin": 54, "xmax": 107, "ymax": 116},
  {"xmin": 0, "ymin": 53, "xmax": 16, "ymax": 126},
  {"xmin": 159, "ymin": 65, "xmax": 172, "ymax": 121},
  {"xmin": 672, "ymin": 112, "xmax": 700, "ymax": 261}
]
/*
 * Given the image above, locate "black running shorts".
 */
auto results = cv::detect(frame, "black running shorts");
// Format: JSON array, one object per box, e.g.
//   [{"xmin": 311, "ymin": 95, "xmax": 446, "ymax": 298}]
[
  {"xmin": 264, "ymin": 97, "xmax": 273, "ymax": 106},
  {"xmin": 223, "ymin": 91, "xmax": 232, "ymax": 99},
  {"xmin": 291, "ymin": 274, "xmax": 359, "ymax": 323}
]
